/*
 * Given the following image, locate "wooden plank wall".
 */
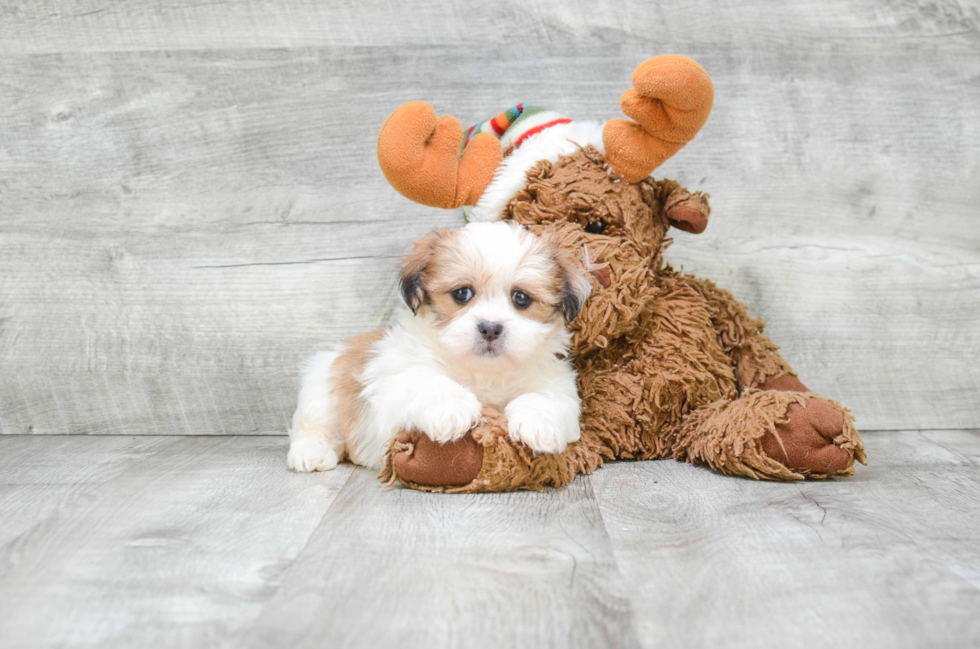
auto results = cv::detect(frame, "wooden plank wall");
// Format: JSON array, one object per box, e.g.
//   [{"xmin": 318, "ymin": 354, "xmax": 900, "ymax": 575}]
[{"xmin": 1, "ymin": 0, "xmax": 978, "ymax": 435}]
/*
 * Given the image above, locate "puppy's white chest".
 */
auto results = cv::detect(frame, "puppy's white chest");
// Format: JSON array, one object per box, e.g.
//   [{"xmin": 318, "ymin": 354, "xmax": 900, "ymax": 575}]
[{"xmin": 459, "ymin": 376, "xmax": 530, "ymax": 411}]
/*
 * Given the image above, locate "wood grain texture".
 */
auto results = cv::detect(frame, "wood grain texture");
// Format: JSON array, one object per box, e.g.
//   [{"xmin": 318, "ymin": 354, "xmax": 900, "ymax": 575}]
[
  {"xmin": 0, "ymin": 435, "xmax": 354, "ymax": 648},
  {"xmin": 0, "ymin": 431, "xmax": 978, "ymax": 648},
  {"xmin": 589, "ymin": 429, "xmax": 980, "ymax": 649},
  {"xmin": 2, "ymin": 0, "xmax": 977, "ymax": 52},
  {"xmin": 240, "ymin": 470, "xmax": 639, "ymax": 649},
  {"xmin": 0, "ymin": 1, "xmax": 978, "ymax": 435}
]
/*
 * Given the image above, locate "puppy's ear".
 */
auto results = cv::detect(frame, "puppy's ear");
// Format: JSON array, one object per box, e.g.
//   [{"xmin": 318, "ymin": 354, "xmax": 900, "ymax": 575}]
[
  {"xmin": 554, "ymin": 243, "xmax": 593, "ymax": 323},
  {"xmin": 400, "ymin": 228, "xmax": 448, "ymax": 314}
]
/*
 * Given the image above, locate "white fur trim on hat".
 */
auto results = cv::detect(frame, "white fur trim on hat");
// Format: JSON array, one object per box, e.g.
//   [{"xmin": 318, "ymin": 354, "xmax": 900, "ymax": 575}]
[{"xmin": 464, "ymin": 120, "xmax": 606, "ymax": 223}]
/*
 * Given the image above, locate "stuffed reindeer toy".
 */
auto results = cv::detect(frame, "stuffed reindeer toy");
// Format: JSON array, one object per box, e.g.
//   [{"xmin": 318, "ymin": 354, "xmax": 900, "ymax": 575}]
[{"xmin": 375, "ymin": 55, "xmax": 866, "ymax": 492}]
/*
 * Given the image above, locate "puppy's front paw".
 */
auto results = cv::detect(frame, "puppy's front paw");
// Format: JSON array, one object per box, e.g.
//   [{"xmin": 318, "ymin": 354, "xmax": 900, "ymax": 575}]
[
  {"xmin": 505, "ymin": 398, "xmax": 570, "ymax": 455},
  {"xmin": 287, "ymin": 437, "xmax": 339, "ymax": 473},
  {"xmin": 413, "ymin": 381, "xmax": 483, "ymax": 443}
]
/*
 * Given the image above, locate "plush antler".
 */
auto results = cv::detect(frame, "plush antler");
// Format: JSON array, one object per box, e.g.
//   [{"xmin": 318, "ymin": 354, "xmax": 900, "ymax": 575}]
[
  {"xmin": 377, "ymin": 101, "xmax": 503, "ymax": 209},
  {"xmin": 603, "ymin": 55, "xmax": 714, "ymax": 183}
]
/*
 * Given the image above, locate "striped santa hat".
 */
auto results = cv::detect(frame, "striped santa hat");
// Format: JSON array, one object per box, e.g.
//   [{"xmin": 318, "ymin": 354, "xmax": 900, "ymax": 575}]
[
  {"xmin": 460, "ymin": 104, "xmax": 606, "ymax": 223},
  {"xmin": 461, "ymin": 104, "xmax": 571, "ymax": 156}
]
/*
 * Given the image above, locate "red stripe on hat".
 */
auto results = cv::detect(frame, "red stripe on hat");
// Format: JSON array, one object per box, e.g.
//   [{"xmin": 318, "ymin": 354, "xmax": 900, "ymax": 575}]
[
  {"xmin": 512, "ymin": 118, "xmax": 572, "ymax": 148},
  {"xmin": 490, "ymin": 115, "xmax": 509, "ymax": 136}
]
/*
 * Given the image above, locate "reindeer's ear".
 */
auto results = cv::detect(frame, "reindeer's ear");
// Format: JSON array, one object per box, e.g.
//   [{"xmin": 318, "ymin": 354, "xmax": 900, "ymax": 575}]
[
  {"xmin": 666, "ymin": 204, "xmax": 708, "ymax": 234},
  {"xmin": 399, "ymin": 229, "xmax": 449, "ymax": 314},
  {"xmin": 664, "ymin": 190, "xmax": 711, "ymax": 234}
]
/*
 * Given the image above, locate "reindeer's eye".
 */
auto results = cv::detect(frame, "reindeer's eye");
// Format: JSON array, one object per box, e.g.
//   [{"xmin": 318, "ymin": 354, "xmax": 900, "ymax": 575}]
[
  {"xmin": 511, "ymin": 290, "xmax": 532, "ymax": 309},
  {"xmin": 585, "ymin": 219, "xmax": 607, "ymax": 234},
  {"xmin": 452, "ymin": 287, "xmax": 474, "ymax": 304}
]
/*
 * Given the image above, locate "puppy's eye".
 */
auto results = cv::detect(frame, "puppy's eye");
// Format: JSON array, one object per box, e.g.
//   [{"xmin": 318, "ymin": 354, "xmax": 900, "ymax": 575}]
[
  {"xmin": 585, "ymin": 218, "xmax": 607, "ymax": 234},
  {"xmin": 511, "ymin": 290, "xmax": 532, "ymax": 309},
  {"xmin": 451, "ymin": 287, "xmax": 474, "ymax": 304}
]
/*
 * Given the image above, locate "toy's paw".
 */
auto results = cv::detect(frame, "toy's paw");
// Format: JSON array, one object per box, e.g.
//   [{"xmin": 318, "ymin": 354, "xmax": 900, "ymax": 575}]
[
  {"xmin": 287, "ymin": 437, "xmax": 339, "ymax": 473},
  {"xmin": 391, "ymin": 430, "xmax": 485, "ymax": 487},
  {"xmin": 381, "ymin": 406, "xmax": 586, "ymax": 492},
  {"xmin": 412, "ymin": 380, "xmax": 483, "ymax": 443},
  {"xmin": 761, "ymin": 397, "xmax": 853, "ymax": 475}
]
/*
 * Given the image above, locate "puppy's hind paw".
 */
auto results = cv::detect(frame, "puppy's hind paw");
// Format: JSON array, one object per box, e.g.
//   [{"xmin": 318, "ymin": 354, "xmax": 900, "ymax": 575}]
[{"xmin": 287, "ymin": 437, "xmax": 340, "ymax": 473}]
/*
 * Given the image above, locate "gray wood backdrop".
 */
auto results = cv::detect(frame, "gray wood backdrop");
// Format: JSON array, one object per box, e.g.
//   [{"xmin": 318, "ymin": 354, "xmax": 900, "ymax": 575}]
[{"xmin": 1, "ymin": 0, "xmax": 978, "ymax": 436}]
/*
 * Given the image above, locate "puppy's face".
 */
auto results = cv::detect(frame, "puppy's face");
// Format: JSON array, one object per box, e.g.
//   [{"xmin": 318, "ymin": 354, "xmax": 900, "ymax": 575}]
[
  {"xmin": 400, "ymin": 221, "xmax": 591, "ymax": 368},
  {"xmin": 505, "ymin": 147, "xmax": 672, "ymax": 356}
]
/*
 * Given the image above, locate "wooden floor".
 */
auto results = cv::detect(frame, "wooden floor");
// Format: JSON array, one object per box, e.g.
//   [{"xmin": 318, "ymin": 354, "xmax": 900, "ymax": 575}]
[{"xmin": 0, "ymin": 430, "xmax": 978, "ymax": 649}]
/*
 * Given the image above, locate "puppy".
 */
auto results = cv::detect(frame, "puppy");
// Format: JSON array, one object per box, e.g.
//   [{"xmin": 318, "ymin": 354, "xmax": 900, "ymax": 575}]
[{"xmin": 287, "ymin": 220, "xmax": 592, "ymax": 472}]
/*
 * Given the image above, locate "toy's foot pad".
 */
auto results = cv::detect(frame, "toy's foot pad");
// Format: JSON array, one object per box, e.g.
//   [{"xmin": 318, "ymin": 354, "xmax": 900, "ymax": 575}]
[
  {"xmin": 391, "ymin": 431, "xmax": 484, "ymax": 487},
  {"xmin": 761, "ymin": 398, "xmax": 852, "ymax": 475}
]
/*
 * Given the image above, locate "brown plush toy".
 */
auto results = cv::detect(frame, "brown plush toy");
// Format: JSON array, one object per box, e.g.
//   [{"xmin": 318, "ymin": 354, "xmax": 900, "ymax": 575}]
[{"xmin": 375, "ymin": 55, "xmax": 866, "ymax": 492}]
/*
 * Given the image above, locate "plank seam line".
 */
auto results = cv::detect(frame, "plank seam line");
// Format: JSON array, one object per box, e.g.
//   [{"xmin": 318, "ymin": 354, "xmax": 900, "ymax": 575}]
[
  {"xmin": 577, "ymin": 474, "xmax": 644, "ymax": 645},
  {"xmin": 191, "ymin": 254, "xmax": 401, "ymax": 269}
]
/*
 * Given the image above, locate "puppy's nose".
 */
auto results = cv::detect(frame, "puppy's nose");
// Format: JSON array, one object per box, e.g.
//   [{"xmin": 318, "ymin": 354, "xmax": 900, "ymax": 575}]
[{"xmin": 477, "ymin": 321, "xmax": 504, "ymax": 341}]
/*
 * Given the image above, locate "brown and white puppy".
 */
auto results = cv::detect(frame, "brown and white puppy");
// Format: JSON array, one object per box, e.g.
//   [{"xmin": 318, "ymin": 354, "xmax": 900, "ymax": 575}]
[{"xmin": 287, "ymin": 220, "xmax": 591, "ymax": 472}]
